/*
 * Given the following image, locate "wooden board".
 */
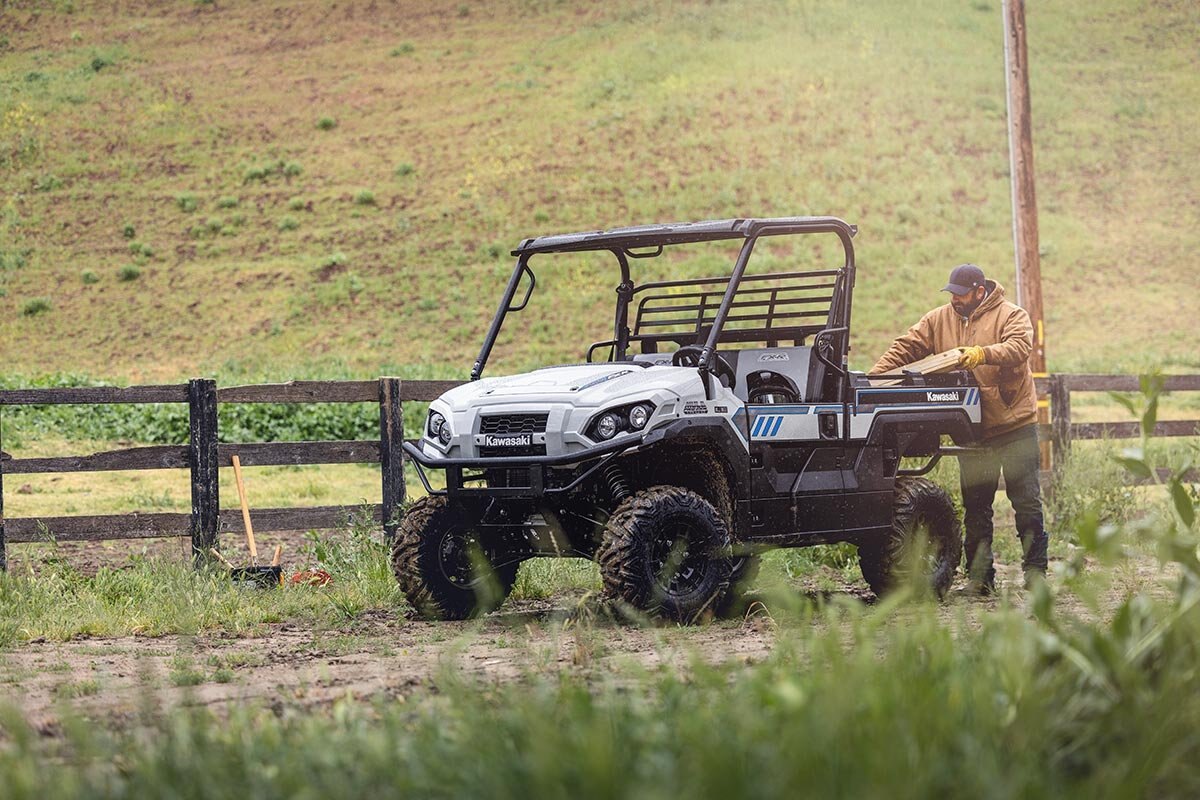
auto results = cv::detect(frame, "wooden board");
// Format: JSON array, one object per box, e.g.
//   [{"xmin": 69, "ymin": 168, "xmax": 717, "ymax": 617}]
[{"xmin": 867, "ymin": 349, "xmax": 964, "ymax": 387}]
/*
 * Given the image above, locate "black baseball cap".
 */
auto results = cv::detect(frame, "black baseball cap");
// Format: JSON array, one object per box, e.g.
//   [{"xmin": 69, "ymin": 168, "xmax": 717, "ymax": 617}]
[{"xmin": 941, "ymin": 263, "xmax": 985, "ymax": 295}]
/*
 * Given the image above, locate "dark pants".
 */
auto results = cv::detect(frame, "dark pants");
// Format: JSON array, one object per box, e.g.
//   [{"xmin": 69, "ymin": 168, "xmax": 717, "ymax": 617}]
[{"xmin": 958, "ymin": 423, "xmax": 1048, "ymax": 585}]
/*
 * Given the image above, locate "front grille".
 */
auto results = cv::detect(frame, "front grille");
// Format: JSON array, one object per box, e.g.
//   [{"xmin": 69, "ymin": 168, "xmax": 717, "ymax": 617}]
[
  {"xmin": 485, "ymin": 468, "xmax": 534, "ymax": 488},
  {"xmin": 480, "ymin": 413, "xmax": 549, "ymax": 435},
  {"xmin": 479, "ymin": 444, "xmax": 547, "ymax": 458}
]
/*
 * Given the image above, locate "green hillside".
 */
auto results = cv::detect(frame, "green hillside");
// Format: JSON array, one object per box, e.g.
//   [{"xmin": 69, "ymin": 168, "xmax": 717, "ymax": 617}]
[{"xmin": 1, "ymin": 0, "xmax": 1196, "ymax": 385}]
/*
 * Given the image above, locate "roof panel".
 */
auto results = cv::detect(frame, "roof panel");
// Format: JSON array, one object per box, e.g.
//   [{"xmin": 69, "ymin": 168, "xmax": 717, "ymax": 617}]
[{"xmin": 511, "ymin": 216, "xmax": 856, "ymax": 256}]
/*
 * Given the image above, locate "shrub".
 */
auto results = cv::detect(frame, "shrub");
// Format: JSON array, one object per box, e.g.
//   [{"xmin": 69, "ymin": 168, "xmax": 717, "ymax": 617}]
[
  {"xmin": 320, "ymin": 252, "xmax": 347, "ymax": 269},
  {"xmin": 118, "ymin": 264, "xmax": 141, "ymax": 282},
  {"xmin": 89, "ymin": 54, "xmax": 113, "ymax": 72},
  {"xmin": 122, "ymin": 224, "xmax": 136, "ymax": 239},
  {"xmin": 390, "ymin": 43, "xmax": 415, "ymax": 56},
  {"xmin": 80, "ymin": 269, "xmax": 99, "ymax": 284},
  {"xmin": 128, "ymin": 241, "xmax": 153, "ymax": 257},
  {"xmin": 243, "ymin": 164, "xmax": 271, "ymax": 183},
  {"xmin": 175, "ymin": 193, "xmax": 198, "ymax": 213},
  {"xmin": 283, "ymin": 161, "xmax": 302, "ymax": 178},
  {"xmin": 394, "ymin": 162, "xmax": 415, "ymax": 177},
  {"xmin": 278, "ymin": 216, "xmax": 299, "ymax": 231},
  {"xmin": 217, "ymin": 196, "xmax": 240, "ymax": 209},
  {"xmin": 21, "ymin": 297, "xmax": 50, "ymax": 316},
  {"xmin": 288, "ymin": 197, "xmax": 308, "ymax": 211},
  {"xmin": 316, "ymin": 116, "xmax": 337, "ymax": 130},
  {"xmin": 33, "ymin": 174, "xmax": 63, "ymax": 192},
  {"xmin": 353, "ymin": 190, "xmax": 376, "ymax": 206},
  {"xmin": 534, "ymin": 210, "xmax": 550, "ymax": 223}
]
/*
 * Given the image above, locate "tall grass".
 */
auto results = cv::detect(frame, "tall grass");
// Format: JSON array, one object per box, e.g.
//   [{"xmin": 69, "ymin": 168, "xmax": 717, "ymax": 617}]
[{"xmin": 2, "ymin": 491, "xmax": 1199, "ymax": 797}]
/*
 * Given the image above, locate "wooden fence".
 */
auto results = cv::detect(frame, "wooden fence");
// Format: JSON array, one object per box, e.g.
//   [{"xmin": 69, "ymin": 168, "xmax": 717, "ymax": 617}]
[
  {"xmin": 1036, "ymin": 374, "xmax": 1200, "ymax": 484},
  {"xmin": 0, "ymin": 373, "xmax": 1196, "ymax": 569},
  {"xmin": 0, "ymin": 378, "xmax": 464, "ymax": 570}
]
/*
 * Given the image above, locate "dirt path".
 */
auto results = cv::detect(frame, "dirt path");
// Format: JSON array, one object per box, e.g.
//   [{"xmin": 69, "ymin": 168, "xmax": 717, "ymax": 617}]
[{"xmin": 0, "ymin": 598, "xmax": 778, "ymax": 730}]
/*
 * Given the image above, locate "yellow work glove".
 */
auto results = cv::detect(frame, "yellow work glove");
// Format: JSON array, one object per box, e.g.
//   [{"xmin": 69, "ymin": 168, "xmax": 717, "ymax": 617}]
[{"xmin": 959, "ymin": 346, "xmax": 986, "ymax": 370}]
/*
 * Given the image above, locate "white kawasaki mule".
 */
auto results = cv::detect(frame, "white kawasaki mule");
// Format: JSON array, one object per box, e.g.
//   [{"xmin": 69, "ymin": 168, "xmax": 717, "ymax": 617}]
[{"xmin": 398, "ymin": 218, "xmax": 980, "ymax": 622}]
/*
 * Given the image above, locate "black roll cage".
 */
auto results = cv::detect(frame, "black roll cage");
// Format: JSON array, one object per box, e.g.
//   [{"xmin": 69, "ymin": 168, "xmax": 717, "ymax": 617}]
[{"xmin": 470, "ymin": 216, "xmax": 858, "ymax": 396}]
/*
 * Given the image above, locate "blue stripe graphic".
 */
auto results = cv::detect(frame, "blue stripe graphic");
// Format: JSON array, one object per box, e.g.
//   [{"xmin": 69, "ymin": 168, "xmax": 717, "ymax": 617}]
[
  {"xmin": 751, "ymin": 416, "xmax": 765, "ymax": 437},
  {"xmin": 769, "ymin": 416, "xmax": 783, "ymax": 436}
]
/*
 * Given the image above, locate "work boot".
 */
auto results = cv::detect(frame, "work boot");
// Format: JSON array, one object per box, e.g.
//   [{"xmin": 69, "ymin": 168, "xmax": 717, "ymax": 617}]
[{"xmin": 962, "ymin": 577, "xmax": 995, "ymax": 597}]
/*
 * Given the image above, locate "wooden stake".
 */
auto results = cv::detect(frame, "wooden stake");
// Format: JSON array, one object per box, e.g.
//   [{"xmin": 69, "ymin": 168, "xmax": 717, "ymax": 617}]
[
  {"xmin": 271, "ymin": 544, "xmax": 282, "ymax": 567},
  {"xmin": 230, "ymin": 455, "xmax": 257, "ymax": 565}
]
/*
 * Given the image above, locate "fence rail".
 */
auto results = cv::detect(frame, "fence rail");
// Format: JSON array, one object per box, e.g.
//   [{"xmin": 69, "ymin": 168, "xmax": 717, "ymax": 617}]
[
  {"xmin": 0, "ymin": 374, "xmax": 1196, "ymax": 569},
  {"xmin": 1035, "ymin": 373, "xmax": 1200, "ymax": 484},
  {"xmin": 0, "ymin": 378, "xmax": 464, "ymax": 570}
]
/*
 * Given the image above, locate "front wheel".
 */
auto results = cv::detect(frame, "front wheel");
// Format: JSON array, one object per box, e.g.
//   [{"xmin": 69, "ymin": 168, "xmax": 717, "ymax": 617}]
[
  {"xmin": 597, "ymin": 485, "xmax": 734, "ymax": 623},
  {"xmin": 391, "ymin": 496, "xmax": 519, "ymax": 620},
  {"xmin": 858, "ymin": 477, "xmax": 961, "ymax": 599}
]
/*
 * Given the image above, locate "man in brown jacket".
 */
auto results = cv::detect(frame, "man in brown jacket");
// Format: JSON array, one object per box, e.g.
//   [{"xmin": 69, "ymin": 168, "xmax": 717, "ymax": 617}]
[{"xmin": 871, "ymin": 263, "xmax": 1047, "ymax": 593}]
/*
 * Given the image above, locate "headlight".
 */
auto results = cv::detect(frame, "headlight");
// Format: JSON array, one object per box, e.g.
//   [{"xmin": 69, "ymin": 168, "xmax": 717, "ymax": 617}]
[
  {"xmin": 428, "ymin": 412, "xmax": 446, "ymax": 438},
  {"xmin": 595, "ymin": 413, "xmax": 619, "ymax": 440},
  {"xmin": 438, "ymin": 420, "xmax": 452, "ymax": 445},
  {"xmin": 628, "ymin": 404, "xmax": 651, "ymax": 430}
]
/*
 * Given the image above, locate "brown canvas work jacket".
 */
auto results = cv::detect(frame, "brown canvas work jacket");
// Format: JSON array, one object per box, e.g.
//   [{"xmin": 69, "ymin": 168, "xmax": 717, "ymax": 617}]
[{"xmin": 870, "ymin": 280, "xmax": 1038, "ymax": 440}]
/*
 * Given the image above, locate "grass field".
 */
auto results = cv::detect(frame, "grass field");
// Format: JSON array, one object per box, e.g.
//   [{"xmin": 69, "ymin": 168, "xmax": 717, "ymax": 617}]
[{"xmin": 0, "ymin": 0, "xmax": 1197, "ymax": 385}]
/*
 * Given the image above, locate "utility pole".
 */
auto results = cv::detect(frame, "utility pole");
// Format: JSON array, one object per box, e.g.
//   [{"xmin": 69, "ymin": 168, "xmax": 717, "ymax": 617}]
[{"xmin": 1002, "ymin": 0, "xmax": 1050, "ymax": 466}]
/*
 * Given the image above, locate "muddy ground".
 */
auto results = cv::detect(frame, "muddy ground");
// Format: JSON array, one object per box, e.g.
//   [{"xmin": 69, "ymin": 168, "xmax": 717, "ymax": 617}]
[{"xmin": 0, "ymin": 535, "xmax": 1174, "ymax": 731}]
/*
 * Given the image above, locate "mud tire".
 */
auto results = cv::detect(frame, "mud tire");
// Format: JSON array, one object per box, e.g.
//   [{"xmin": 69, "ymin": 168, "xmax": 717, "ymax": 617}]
[
  {"xmin": 858, "ymin": 477, "xmax": 961, "ymax": 600},
  {"xmin": 391, "ymin": 495, "xmax": 519, "ymax": 620},
  {"xmin": 713, "ymin": 554, "xmax": 762, "ymax": 619},
  {"xmin": 597, "ymin": 485, "xmax": 733, "ymax": 623}
]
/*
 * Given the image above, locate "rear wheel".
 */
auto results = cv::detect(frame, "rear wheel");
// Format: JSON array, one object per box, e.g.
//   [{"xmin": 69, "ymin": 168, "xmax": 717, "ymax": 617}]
[
  {"xmin": 597, "ymin": 486, "xmax": 733, "ymax": 623},
  {"xmin": 859, "ymin": 477, "xmax": 961, "ymax": 599},
  {"xmin": 391, "ymin": 496, "xmax": 519, "ymax": 620}
]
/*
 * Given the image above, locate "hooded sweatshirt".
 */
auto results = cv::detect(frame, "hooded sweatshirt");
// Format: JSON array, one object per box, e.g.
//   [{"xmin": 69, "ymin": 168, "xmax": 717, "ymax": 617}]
[{"xmin": 870, "ymin": 279, "xmax": 1037, "ymax": 440}]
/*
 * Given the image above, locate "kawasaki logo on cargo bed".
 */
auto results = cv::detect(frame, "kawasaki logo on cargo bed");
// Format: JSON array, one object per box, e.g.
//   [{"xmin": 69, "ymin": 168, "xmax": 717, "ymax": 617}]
[{"xmin": 856, "ymin": 388, "xmax": 978, "ymax": 406}]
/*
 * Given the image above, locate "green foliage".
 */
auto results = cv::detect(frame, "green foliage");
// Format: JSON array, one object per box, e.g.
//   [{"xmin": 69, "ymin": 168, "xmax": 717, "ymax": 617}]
[
  {"xmin": 316, "ymin": 116, "xmax": 337, "ymax": 131},
  {"xmin": 216, "ymin": 196, "xmax": 239, "ymax": 209},
  {"xmin": 390, "ymin": 43, "xmax": 415, "ymax": 57},
  {"xmin": 174, "ymin": 193, "xmax": 197, "ymax": 213},
  {"xmin": 21, "ymin": 297, "xmax": 51, "ymax": 316},
  {"xmin": 277, "ymin": 215, "xmax": 299, "ymax": 232},
  {"xmin": 393, "ymin": 162, "xmax": 414, "ymax": 177},
  {"xmin": 287, "ymin": 197, "xmax": 308, "ymax": 211},
  {"xmin": 117, "ymin": 264, "xmax": 141, "ymax": 282},
  {"xmin": 80, "ymin": 269, "xmax": 98, "ymax": 284},
  {"xmin": 121, "ymin": 224, "xmax": 135, "ymax": 239},
  {"xmin": 32, "ymin": 174, "xmax": 62, "ymax": 192},
  {"xmin": 352, "ymin": 190, "xmax": 375, "ymax": 206},
  {"xmin": 319, "ymin": 252, "xmax": 347, "ymax": 269}
]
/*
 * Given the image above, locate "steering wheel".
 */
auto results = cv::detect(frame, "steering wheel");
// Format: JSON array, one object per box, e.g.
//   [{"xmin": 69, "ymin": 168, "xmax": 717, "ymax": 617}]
[{"xmin": 672, "ymin": 345, "xmax": 737, "ymax": 389}]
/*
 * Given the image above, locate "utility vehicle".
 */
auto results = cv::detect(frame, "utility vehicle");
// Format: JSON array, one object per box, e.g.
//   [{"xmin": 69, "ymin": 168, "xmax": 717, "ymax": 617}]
[{"xmin": 397, "ymin": 217, "xmax": 979, "ymax": 621}]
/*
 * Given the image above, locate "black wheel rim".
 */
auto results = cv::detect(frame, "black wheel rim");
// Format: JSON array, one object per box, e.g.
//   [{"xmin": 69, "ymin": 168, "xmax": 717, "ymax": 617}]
[
  {"xmin": 650, "ymin": 520, "xmax": 708, "ymax": 597},
  {"xmin": 437, "ymin": 527, "xmax": 483, "ymax": 588}
]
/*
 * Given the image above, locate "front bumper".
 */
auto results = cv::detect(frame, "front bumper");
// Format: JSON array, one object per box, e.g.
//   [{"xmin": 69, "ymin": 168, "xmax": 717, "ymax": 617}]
[{"xmin": 402, "ymin": 438, "xmax": 635, "ymax": 498}]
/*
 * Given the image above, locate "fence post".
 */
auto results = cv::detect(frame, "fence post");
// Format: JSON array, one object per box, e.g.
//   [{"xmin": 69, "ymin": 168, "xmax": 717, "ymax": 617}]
[
  {"xmin": 1049, "ymin": 373, "xmax": 1071, "ymax": 472},
  {"xmin": 0, "ymin": 405, "xmax": 6, "ymax": 572},
  {"xmin": 379, "ymin": 377, "xmax": 405, "ymax": 542},
  {"xmin": 188, "ymin": 378, "xmax": 219, "ymax": 566}
]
